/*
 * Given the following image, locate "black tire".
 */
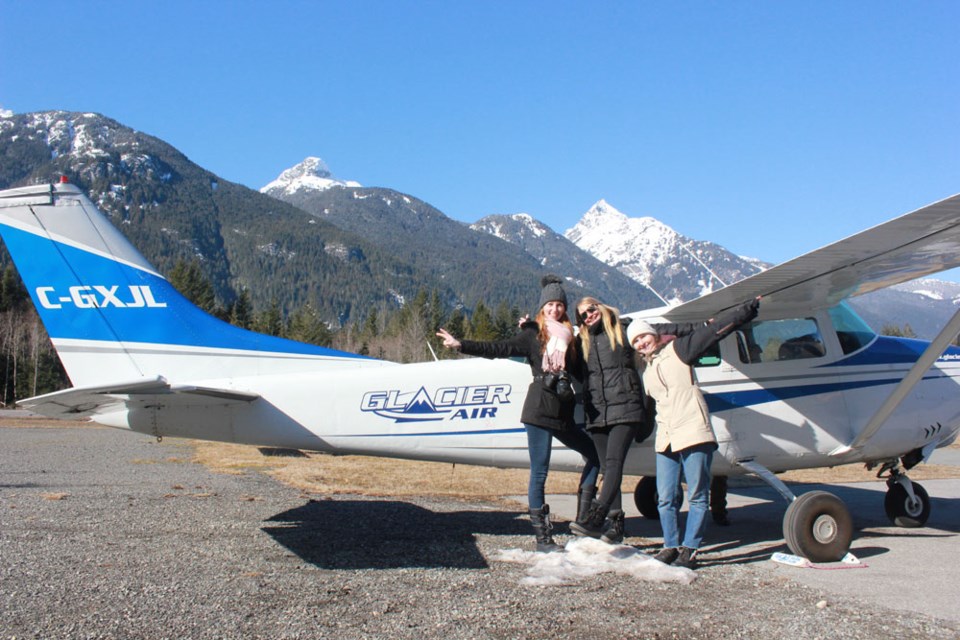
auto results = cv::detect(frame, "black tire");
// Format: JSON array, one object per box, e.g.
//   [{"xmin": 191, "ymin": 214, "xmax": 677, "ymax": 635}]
[
  {"xmin": 884, "ymin": 481, "xmax": 930, "ymax": 528},
  {"xmin": 633, "ymin": 476, "xmax": 660, "ymax": 520},
  {"xmin": 782, "ymin": 490, "xmax": 853, "ymax": 563}
]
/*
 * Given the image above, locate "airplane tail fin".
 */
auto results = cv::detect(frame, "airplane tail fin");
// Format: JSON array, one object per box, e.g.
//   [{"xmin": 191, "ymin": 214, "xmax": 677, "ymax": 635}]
[{"xmin": 0, "ymin": 181, "xmax": 371, "ymax": 388}]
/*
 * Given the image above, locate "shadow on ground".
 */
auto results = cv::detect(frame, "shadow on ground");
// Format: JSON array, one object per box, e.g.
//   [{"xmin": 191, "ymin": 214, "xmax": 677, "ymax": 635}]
[
  {"xmin": 263, "ymin": 480, "xmax": 959, "ymax": 570},
  {"xmin": 262, "ymin": 498, "xmax": 530, "ymax": 570}
]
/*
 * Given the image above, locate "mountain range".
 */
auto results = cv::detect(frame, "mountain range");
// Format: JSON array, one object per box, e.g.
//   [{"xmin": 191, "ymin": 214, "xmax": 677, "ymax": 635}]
[
  {"xmin": 2, "ymin": 110, "xmax": 958, "ymax": 338},
  {"xmin": 266, "ymin": 157, "xmax": 960, "ymax": 339}
]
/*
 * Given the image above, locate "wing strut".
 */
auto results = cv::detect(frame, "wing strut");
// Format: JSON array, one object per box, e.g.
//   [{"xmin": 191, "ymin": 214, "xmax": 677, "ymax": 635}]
[{"xmin": 831, "ymin": 305, "xmax": 960, "ymax": 456}]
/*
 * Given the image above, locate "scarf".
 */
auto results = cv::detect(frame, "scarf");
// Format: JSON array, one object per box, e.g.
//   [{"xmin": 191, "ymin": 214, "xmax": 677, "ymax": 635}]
[{"xmin": 542, "ymin": 318, "xmax": 572, "ymax": 373}]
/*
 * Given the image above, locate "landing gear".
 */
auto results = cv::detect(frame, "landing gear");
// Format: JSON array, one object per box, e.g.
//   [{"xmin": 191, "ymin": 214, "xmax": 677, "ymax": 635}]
[
  {"xmin": 882, "ymin": 467, "xmax": 931, "ymax": 527},
  {"xmin": 736, "ymin": 459, "xmax": 853, "ymax": 562},
  {"xmin": 782, "ymin": 490, "xmax": 854, "ymax": 562}
]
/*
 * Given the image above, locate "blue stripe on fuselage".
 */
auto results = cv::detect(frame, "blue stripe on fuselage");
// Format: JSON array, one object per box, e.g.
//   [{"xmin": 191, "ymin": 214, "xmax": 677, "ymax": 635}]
[
  {"xmin": 705, "ymin": 335, "xmax": 960, "ymax": 412},
  {"xmin": 823, "ymin": 336, "xmax": 960, "ymax": 367},
  {"xmin": 703, "ymin": 376, "xmax": 907, "ymax": 412}
]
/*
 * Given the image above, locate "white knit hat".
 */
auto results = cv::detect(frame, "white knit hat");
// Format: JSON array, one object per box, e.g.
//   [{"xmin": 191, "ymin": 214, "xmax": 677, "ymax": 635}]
[{"xmin": 626, "ymin": 319, "xmax": 657, "ymax": 346}]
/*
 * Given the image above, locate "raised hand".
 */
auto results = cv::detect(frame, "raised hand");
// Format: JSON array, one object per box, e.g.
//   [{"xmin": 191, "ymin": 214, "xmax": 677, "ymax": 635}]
[{"xmin": 436, "ymin": 327, "xmax": 462, "ymax": 350}]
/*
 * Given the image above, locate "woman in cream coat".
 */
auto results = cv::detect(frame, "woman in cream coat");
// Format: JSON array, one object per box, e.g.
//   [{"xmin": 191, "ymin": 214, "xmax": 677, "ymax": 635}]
[{"xmin": 629, "ymin": 297, "xmax": 759, "ymax": 569}]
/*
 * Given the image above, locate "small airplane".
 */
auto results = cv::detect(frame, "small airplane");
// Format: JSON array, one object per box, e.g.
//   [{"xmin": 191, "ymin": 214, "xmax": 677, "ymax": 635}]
[{"xmin": 1, "ymin": 178, "xmax": 959, "ymax": 563}]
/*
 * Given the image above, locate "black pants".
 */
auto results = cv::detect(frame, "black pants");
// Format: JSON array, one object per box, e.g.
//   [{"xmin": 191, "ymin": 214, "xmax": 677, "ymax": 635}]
[{"xmin": 589, "ymin": 422, "xmax": 640, "ymax": 512}]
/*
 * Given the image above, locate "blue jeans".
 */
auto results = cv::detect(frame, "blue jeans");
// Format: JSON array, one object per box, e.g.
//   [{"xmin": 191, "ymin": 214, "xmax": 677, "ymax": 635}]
[
  {"xmin": 525, "ymin": 423, "xmax": 600, "ymax": 510},
  {"xmin": 656, "ymin": 443, "xmax": 715, "ymax": 549}
]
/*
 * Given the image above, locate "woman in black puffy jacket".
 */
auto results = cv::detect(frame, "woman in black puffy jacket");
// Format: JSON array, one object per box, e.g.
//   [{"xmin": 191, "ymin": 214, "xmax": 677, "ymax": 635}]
[
  {"xmin": 437, "ymin": 276, "xmax": 599, "ymax": 553},
  {"xmin": 568, "ymin": 297, "xmax": 648, "ymax": 544},
  {"xmin": 569, "ymin": 297, "xmax": 700, "ymax": 544}
]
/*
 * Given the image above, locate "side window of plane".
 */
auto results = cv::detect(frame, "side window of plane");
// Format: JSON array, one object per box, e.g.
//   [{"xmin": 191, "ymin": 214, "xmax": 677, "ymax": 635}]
[{"xmin": 737, "ymin": 318, "xmax": 825, "ymax": 363}]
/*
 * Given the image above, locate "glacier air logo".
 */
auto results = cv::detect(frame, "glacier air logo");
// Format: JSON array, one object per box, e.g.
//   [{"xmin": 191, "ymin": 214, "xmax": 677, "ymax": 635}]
[
  {"xmin": 361, "ymin": 384, "xmax": 512, "ymax": 423},
  {"xmin": 36, "ymin": 285, "xmax": 167, "ymax": 309}
]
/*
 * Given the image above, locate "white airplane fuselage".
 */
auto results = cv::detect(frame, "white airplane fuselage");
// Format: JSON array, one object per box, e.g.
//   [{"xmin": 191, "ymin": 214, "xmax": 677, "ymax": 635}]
[{"xmin": 90, "ymin": 304, "xmax": 960, "ymax": 478}]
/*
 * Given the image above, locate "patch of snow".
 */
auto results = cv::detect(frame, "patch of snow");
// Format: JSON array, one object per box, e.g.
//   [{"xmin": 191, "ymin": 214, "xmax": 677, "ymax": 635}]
[{"xmin": 492, "ymin": 538, "xmax": 695, "ymax": 586}]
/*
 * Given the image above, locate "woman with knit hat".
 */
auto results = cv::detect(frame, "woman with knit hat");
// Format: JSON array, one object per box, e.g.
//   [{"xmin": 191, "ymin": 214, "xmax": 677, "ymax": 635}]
[
  {"xmin": 436, "ymin": 275, "xmax": 600, "ymax": 553},
  {"xmin": 628, "ymin": 297, "xmax": 760, "ymax": 569}
]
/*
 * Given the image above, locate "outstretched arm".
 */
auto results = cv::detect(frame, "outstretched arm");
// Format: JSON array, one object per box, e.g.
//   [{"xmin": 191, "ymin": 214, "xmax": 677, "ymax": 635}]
[
  {"xmin": 436, "ymin": 328, "xmax": 462, "ymax": 351},
  {"xmin": 674, "ymin": 297, "xmax": 761, "ymax": 365}
]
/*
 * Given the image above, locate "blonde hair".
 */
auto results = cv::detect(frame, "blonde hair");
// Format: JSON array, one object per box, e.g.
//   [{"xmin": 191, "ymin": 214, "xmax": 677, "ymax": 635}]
[{"xmin": 576, "ymin": 296, "xmax": 624, "ymax": 361}]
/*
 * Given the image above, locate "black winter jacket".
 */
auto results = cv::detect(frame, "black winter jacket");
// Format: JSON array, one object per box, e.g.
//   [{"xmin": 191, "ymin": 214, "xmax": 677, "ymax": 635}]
[
  {"xmin": 574, "ymin": 320, "xmax": 645, "ymax": 431},
  {"xmin": 459, "ymin": 322, "xmax": 575, "ymax": 431},
  {"xmin": 573, "ymin": 317, "xmax": 696, "ymax": 432}
]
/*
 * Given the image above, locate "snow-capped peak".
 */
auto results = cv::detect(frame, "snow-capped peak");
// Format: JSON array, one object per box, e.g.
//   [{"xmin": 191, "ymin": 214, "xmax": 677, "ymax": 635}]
[
  {"xmin": 578, "ymin": 199, "xmax": 627, "ymax": 226},
  {"xmin": 565, "ymin": 200, "xmax": 674, "ymax": 257},
  {"xmin": 260, "ymin": 157, "xmax": 361, "ymax": 195},
  {"xmin": 564, "ymin": 199, "xmax": 761, "ymax": 305},
  {"xmin": 471, "ymin": 212, "xmax": 554, "ymax": 242},
  {"xmin": 507, "ymin": 212, "xmax": 551, "ymax": 238}
]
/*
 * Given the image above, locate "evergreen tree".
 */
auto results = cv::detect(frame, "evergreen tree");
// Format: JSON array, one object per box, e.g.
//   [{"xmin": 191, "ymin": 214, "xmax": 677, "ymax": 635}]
[
  {"xmin": 445, "ymin": 308, "xmax": 466, "ymax": 340},
  {"xmin": 230, "ymin": 289, "xmax": 253, "ymax": 329},
  {"xmin": 169, "ymin": 260, "xmax": 217, "ymax": 313},
  {"xmin": 428, "ymin": 290, "xmax": 444, "ymax": 333},
  {"xmin": 468, "ymin": 301, "xmax": 498, "ymax": 341},
  {"xmin": 362, "ymin": 308, "xmax": 380, "ymax": 339},
  {"xmin": 287, "ymin": 302, "xmax": 333, "ymax": 346},
  {"xmin": 255, "ymin": 299, "xmax": 284, "ymax": 337},
  {"xmin": 494, "ymin": 301, "xmax": 521, "ymax": 339},
  {"xmin": 0, "ymin": 265, "xmax": 26, "ymax": 312}
]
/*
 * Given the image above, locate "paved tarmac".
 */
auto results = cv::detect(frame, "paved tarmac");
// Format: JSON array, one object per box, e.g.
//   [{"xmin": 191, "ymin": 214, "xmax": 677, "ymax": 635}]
[{"xmin": 541, "ymin": 470, "xmax": 960, "ymax": 623}]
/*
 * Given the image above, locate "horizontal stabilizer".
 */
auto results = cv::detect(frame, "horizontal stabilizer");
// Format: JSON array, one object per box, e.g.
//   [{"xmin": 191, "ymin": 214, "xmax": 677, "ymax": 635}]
[{"xmin": 18, "ymin": 376, "xmax": 259, "ymax": 419}]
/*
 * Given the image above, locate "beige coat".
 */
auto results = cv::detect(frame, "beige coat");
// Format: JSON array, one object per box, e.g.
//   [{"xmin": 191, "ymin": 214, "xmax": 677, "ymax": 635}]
[{"xmin": 642, "ymin": 341, "xmax": 716, "ymax": 453}]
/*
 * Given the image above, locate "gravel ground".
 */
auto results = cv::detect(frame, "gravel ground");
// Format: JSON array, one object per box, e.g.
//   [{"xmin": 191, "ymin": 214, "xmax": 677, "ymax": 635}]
[{"xmin": 1, "ymin": 425, "xmax": 957, "ymax": 640}]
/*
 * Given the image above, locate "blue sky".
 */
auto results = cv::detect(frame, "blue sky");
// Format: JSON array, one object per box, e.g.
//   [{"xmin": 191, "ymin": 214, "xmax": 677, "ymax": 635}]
[{"xmin": 2, "ymin": 1, "xmax": 958, "ymax": 271}]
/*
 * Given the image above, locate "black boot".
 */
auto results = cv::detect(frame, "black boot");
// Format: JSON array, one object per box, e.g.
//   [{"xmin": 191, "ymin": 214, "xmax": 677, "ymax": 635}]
[
  {"xmin": 710, "ymin": 475, "xmax": 730, "ymax": 526},
  {"xmin": 600, "ymin": 509, "xmax": 625, "ymax": 544},
  {"xmin": 575, "ymin": 485, "xmax": 597, "ymax": 524},
  {"xmin": 569, "ymin": 500, "xmax": 609, "ymax": 538},
  {"xmin": 529, "ymin": 504, "xmax": 563, "ymax": 553},
  {"xmin": 675, "ymin": 546, "xmax": 698, "ymax": 569}
]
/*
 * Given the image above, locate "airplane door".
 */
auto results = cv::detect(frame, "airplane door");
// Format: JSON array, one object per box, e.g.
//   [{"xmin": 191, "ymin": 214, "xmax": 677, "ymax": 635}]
[{"xmin": 698, "ymin": 316, "xmax": 850, "ymax": 472}]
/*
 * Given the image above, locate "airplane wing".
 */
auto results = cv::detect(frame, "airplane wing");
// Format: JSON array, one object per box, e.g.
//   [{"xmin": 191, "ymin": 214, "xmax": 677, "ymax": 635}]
[
  {"xmin": 19, "ymin": 376, "xmax": 260, "ymax": 419},
  {"xmin": 659, "ymin": 193, "xmax": 960, "ymax": 321}
]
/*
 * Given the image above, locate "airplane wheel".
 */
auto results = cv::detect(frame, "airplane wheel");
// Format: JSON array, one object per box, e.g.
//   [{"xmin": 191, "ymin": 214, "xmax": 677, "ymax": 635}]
[
  {"xmin": 782, "ymin": 490, "xmax": 853, "ymax": 563},
  {"xmin": 633, "ymin": 476, "xmax": 660, "ymax": 520},
  {"xmin": 884, "ymin": 481, "xmax": 930, "ymax": 528}
]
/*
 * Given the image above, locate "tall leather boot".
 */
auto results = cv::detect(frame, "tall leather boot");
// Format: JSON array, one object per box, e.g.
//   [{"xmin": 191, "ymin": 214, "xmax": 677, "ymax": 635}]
[
  {"xmin": 575, "ymin": 485, "xmax": 597, "ymax": 525},
  {"xmin": 600, "ymin": 509, "xmax": 625, "ymax": 544},
  {"xmin": 529, "ymin": 504, "xmax": 563, "ymax": 553},
  {"xmin": 569, "ymin": 500, "xmax": 609, "ymax": 538}
]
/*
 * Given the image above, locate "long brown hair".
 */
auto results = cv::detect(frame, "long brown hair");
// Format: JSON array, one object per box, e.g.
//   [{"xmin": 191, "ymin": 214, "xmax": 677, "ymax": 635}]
[
  {"xmin": 535, "ymin": 306, "xmax": 577, "ymax": 364},
  {"xmin": 576, "ymin": 296, "xmax": 624, "ymax": 361}
]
